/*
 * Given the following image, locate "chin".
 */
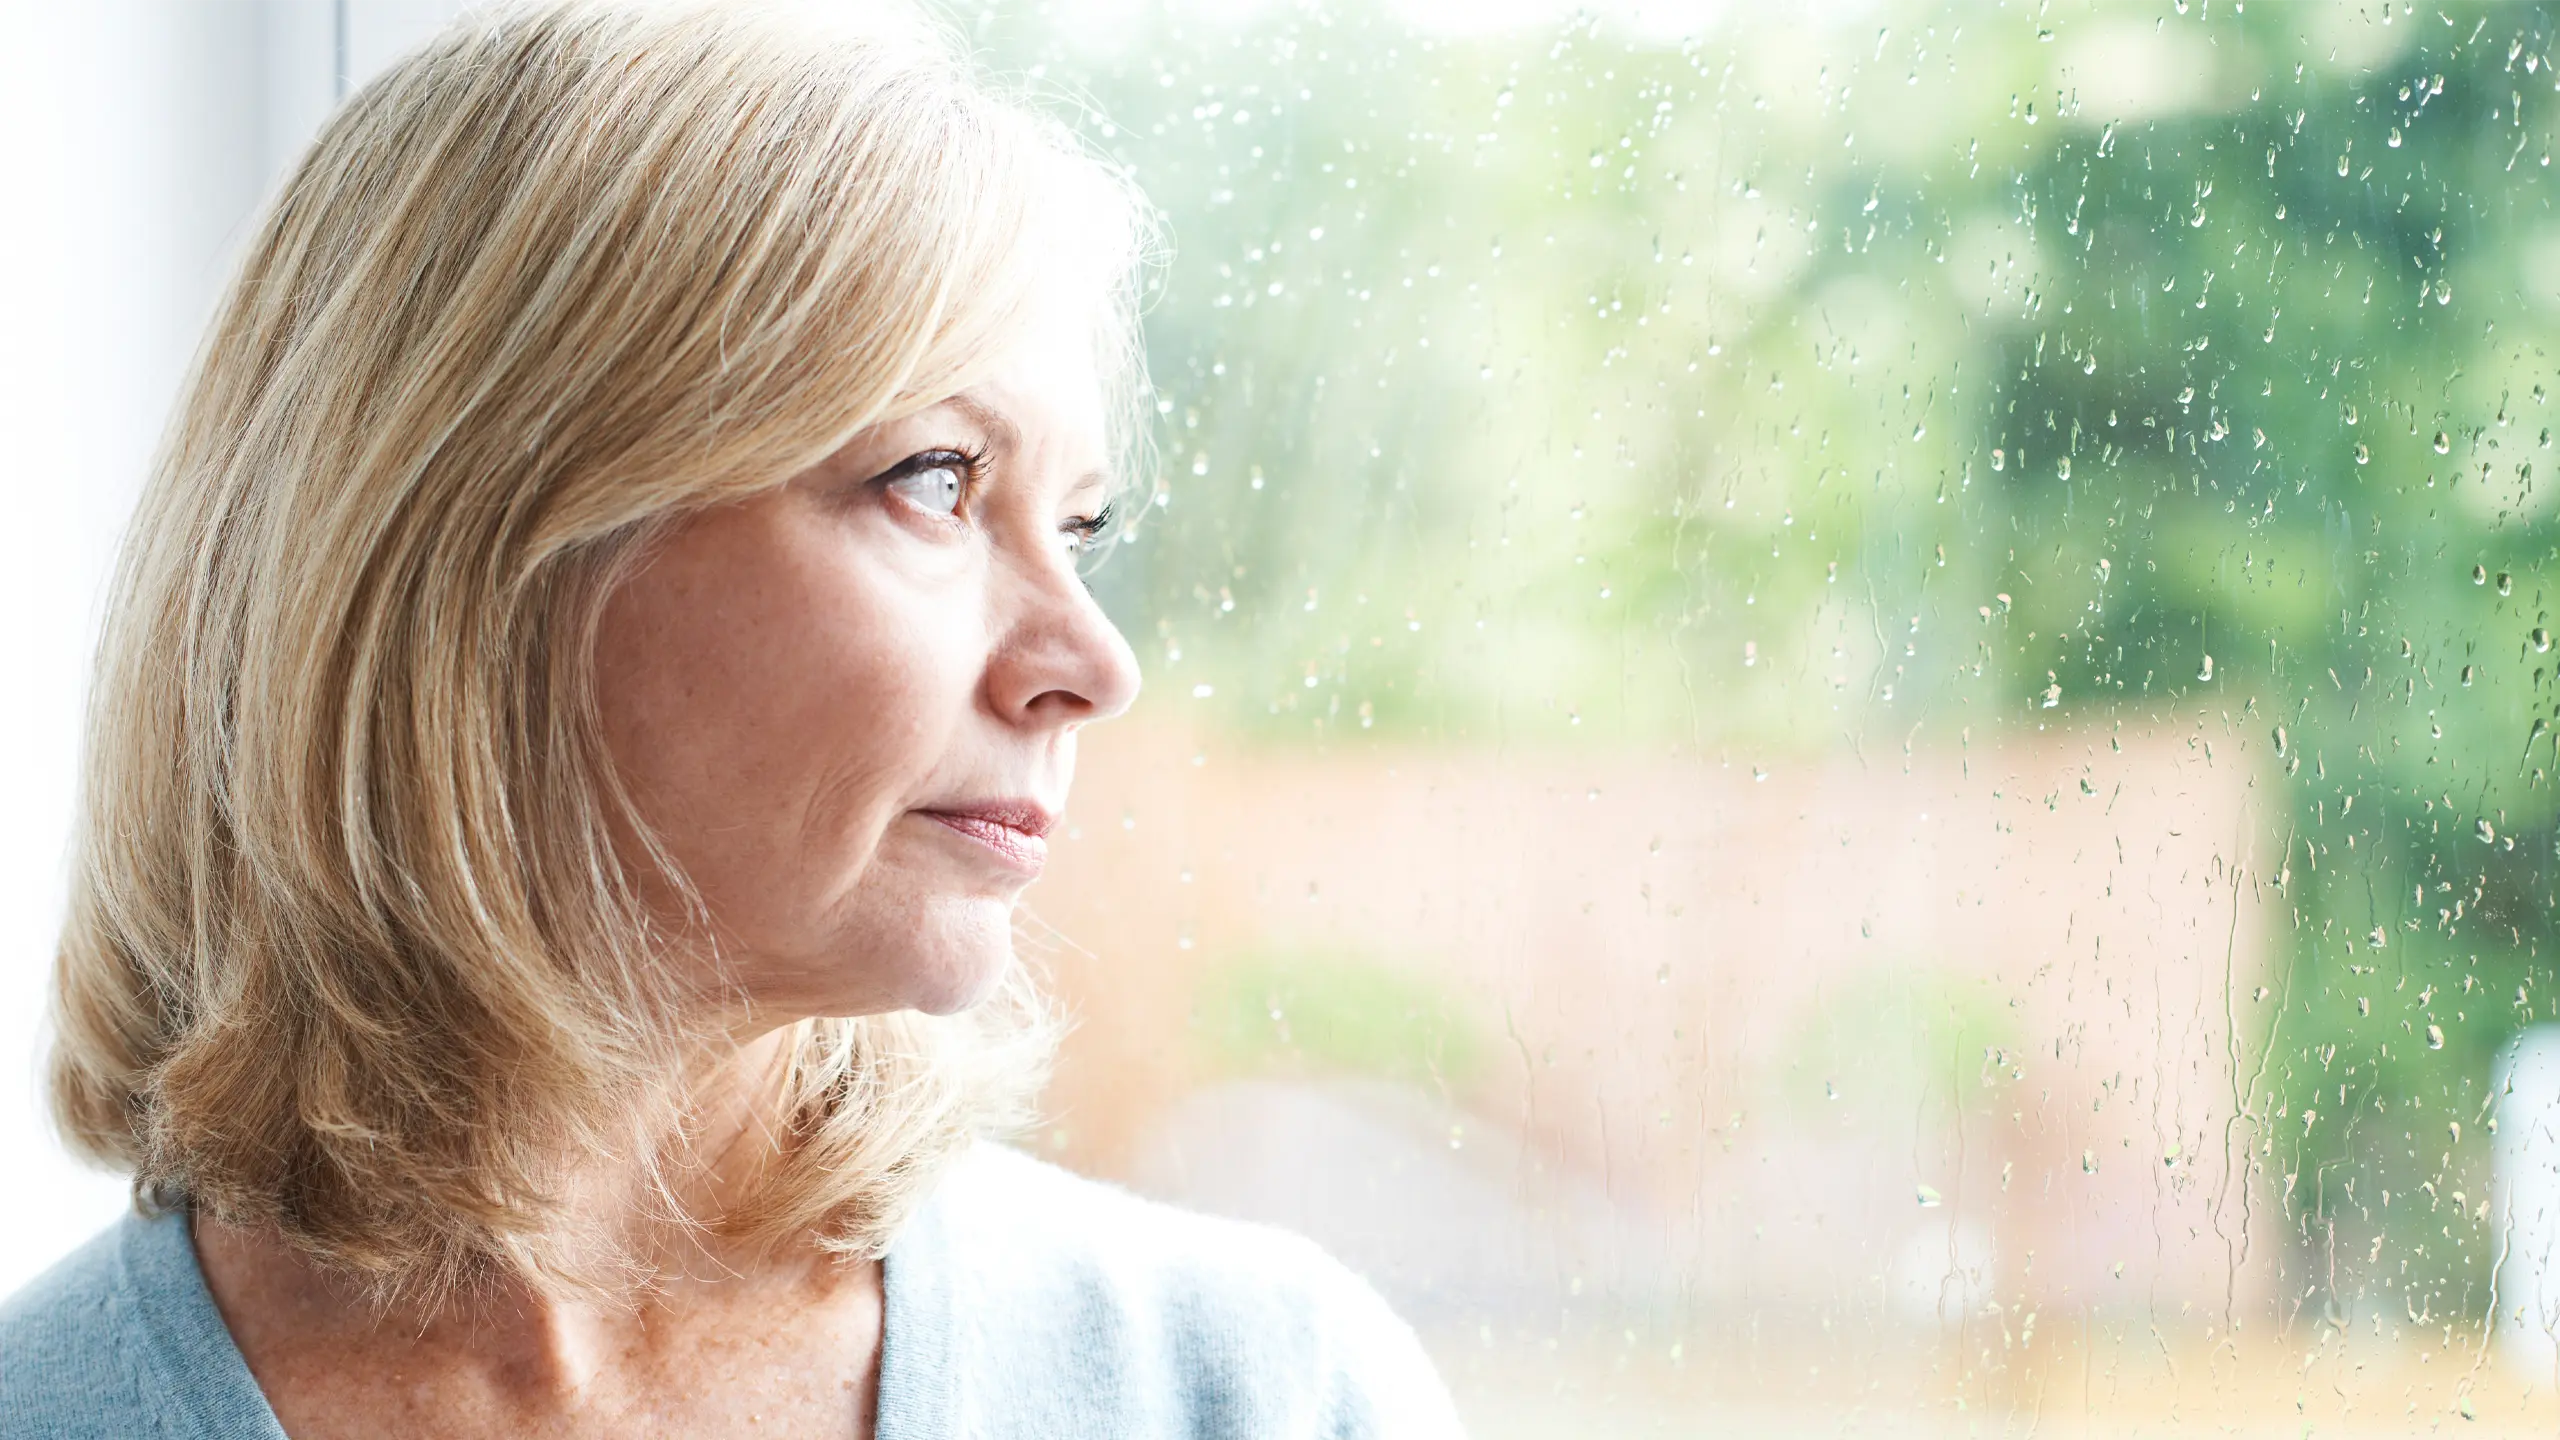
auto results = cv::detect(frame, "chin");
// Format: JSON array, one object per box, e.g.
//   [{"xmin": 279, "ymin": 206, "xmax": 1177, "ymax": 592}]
[{"xmin": 893, "ymin": 897, "xmax": 1022, "ymax": 1016}]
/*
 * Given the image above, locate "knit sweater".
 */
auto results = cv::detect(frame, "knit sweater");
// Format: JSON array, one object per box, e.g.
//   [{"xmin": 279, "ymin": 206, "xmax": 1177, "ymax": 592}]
[{"xmin": 0, "ymin": 1142, "xmax": 1465, "ymax": 1437}]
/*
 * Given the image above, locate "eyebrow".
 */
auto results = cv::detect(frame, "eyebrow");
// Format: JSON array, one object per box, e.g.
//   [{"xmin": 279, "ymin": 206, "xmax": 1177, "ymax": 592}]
[
  {"xmin": 943, "ymin": 393, "xmax": 1022, "ymax": 457},
  {"xmin": 940, "ymin": 391, "xmax": 1111, "ymax": 499}
]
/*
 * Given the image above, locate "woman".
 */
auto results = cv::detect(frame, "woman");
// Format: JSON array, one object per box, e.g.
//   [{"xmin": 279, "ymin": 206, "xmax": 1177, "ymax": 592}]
[{"xmin": 0, "ymin": 2, "xmax": 1462, "ymax": 1435}]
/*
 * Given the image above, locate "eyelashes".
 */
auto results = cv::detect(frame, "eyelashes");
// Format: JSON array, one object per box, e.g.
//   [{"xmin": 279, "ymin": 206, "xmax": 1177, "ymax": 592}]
[
  {"xmin": 871, "ymin": 445, "xmax": 1117, "ymax": 555},
  {"xmin": 1063, "ymin": 501, "xmax": 1117, "ymax": 556}
]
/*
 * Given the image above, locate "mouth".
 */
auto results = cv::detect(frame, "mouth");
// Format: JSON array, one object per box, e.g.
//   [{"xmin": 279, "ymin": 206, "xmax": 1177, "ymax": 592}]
[{"xmin": 915, "ymin": 800, "xmax": 1054, "ymax": 875}]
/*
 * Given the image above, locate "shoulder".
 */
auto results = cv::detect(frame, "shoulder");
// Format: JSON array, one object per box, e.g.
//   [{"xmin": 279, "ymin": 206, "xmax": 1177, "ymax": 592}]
[
  {"xmin": 1, "ymin": 1205, "xmax": 279, "ymax": 1440},
  {"xmin": 0, "ymin": 1212, "xmax": 161, "ymax": 1438},
  {"xmin": 917, "ymin": 1143, "xmax": 1464, "ymax": 1438}
]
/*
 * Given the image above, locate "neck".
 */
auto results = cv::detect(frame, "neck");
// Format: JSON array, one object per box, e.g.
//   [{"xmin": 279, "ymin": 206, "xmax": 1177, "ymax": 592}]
[{"xmin": 562, "ymin": 1024, "xmax": 804, "ymax": 1281}]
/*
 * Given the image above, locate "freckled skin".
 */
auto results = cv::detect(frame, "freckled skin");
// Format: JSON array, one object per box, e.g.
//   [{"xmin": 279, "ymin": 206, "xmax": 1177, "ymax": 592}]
[
  {"xmin": 195, "ymin": 311, "xmax": 1142, "ymax": 1439},
  {"xmin": 210, "ymin": 1239, "xmax": 888, "ymax": 1439}
]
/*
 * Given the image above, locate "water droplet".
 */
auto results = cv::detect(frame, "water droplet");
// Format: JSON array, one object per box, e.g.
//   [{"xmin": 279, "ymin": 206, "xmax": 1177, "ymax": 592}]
[
  {"xmin": 2537, "ymin": 628, "xmax": 2553, "ymax": 653},
  {"xmin": 1915, "ymin": 1184, "xmax": 1942, "ymax": 1208},
  {"xmin": 2427, "ymin": 1024, "xmax": 2446, "ymax": 1050},
  {"xmin": 2462, "ymin": 664, "xmax": 2475, "ymax": 686},
  {"xmin": 2057, "ymin": 456, "xmax": 2071, "ymax": 481},
  {"xmin": 2163, "ymin": 1141, "xmax": 2183, "ymax": 1167},
  {"xmin": 2274, "ymin": 724, "xmax": 2289, "ymax": 757},
  {"xmin": 2388, "ymin": 126, "xmax": 2403, "ymax": 148},
  {"xmin": 2437, "ymin": 431, "xmax": 2453, "ymax": 454},
  {"xmin": 2353, "ymin": 442, "xmax": 2370, "ymax": 465},
  {"xmin": 2476, "ymin": 564, "xmax": 2490, "ymax": 584},
  {"xmin": 2499, "ymin": 572, "xmax": 2515, "ymax": 596},
  {"xmin": 2197, "ymin": 654, "xmax": 2215, "ymax": 682},
  {"xmin": 2082, "ymin": 1150, "xmax": 2098, "ymax": 1174}
]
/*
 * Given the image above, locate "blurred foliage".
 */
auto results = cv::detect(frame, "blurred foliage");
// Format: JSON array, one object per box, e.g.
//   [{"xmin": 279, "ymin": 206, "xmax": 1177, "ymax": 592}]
[
  {"xmin": 1193, "ymin": 946, "xmax": 1488, "ymax": 1091},
  {"xmin": 977, "ymin": 0, "xmax": 2560, "ymax": 1320}
]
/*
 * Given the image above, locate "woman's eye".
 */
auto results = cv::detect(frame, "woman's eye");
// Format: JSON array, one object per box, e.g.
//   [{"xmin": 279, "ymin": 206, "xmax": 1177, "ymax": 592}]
[
  {"xmin": 886, "ymin": 459, "xmax": 966, "ymax": 516},
  {"xmin": 1062, "ymin": 501, "xmax": 1117, "ymax": 556}
]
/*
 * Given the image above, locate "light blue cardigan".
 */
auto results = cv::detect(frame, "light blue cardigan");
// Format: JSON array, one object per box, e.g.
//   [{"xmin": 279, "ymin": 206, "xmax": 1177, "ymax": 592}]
[{"xmin": 0, "ymin": 1142, "xmax": 1464, "ymax": 1437}]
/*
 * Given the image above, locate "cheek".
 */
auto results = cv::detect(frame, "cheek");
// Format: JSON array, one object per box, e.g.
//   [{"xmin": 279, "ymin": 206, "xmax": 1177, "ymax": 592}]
[{"xmin": 594, "ymin": 504, "xmax": 982, "ymax": 908}]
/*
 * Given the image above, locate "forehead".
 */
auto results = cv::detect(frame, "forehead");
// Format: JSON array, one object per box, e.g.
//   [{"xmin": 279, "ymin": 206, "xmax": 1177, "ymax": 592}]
[
  {"xmin": 917, "ymin": 293, "xmax": 1113, "ymax": 465},
  {"xmin": 986, "ymin": 290, "xmax": 1109, "ymax": 417}
]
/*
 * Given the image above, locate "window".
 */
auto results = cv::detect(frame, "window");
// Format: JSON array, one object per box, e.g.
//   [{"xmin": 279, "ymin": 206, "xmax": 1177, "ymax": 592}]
[{"xmin": 991, "ymin": 1, "xmax": 2560, "ymax": 1428}]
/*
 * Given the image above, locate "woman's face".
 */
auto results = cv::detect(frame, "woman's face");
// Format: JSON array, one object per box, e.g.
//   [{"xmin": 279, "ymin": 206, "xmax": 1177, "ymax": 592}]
[{"xmin": 594, "ymin": 314, "xmax": 1141, "ymax": 1023}]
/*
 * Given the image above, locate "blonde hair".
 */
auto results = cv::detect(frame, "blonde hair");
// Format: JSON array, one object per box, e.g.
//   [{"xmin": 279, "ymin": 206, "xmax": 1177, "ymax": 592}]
[{"xmin": 49, "ymin": 0, "xmax": 1152, "ymax": 1304}]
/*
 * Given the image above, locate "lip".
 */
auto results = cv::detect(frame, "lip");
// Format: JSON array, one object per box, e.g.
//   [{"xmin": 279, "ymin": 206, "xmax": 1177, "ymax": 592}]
[{"xmin": 916, "ymin": 800, "xmax": 1055, "ymax": 875}]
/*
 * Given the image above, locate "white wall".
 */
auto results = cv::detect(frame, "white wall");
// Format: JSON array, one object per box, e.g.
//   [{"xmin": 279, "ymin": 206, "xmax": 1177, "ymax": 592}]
[{"xmin": 0, "ymin": 0, "xmax": 458, "ymax": 1298}]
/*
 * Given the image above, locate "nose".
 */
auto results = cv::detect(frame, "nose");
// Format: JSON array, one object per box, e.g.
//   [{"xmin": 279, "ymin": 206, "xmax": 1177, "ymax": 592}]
[{"xmin": 985, "ymin": 546, "xmax": 1142, "ymax": 730}]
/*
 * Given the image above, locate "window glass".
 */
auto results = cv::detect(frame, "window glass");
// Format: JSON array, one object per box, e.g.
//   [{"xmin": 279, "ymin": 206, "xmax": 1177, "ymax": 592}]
[{"xmin": 985, "ymin": 0, "xmax": 2560, "ymax": 1428}]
